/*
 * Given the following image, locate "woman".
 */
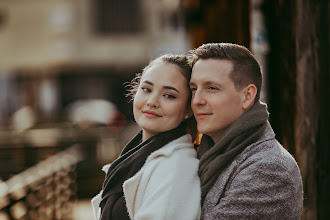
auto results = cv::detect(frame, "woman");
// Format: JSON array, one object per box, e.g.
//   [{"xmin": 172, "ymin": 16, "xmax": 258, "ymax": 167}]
[{"xmin": 92, "ymin": 54, "xmax": 201, "ymax": 220}]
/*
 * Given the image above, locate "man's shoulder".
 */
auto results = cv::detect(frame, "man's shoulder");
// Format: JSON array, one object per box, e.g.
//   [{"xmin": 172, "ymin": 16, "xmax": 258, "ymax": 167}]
[
  {"xmin": 231, "ymin": 135, "xmax": 302, "ymax": 190},
  {"xmin": 240, "ymin": 135, "xmax": 296, "ymax": 166},
  {"xmin": 241, "ymin": 122, "xmax": 289, "ymax": 157},
  {"xmin": 203, "ymin": 121, "xmax": 299, "ymax": 177}
]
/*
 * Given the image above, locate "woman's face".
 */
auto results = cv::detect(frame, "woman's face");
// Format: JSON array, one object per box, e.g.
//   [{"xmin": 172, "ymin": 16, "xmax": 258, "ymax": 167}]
[{"xmin": 133, "ymin": 61, "xmax": 190, "ymax": 141}]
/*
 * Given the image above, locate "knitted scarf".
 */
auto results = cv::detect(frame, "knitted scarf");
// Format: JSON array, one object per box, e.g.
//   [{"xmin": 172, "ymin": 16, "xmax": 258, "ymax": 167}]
[
  {"xmin": 198, "ymin": 101, "xmax": 269, "ymax": 202},
  {"xmin": 100, "ymin": 123, "xmax": 187, "ymax": 219}
]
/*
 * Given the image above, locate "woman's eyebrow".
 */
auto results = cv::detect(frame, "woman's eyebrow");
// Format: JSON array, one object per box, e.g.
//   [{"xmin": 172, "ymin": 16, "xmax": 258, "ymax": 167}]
[
  {"xmin": 142, "ymin": 80, "xmax": 180, "ymax": 93},
  {"xmin": 163, "ymin": 86, "xmax": 180, "ymax": 94},
  {"xmin": 142, "ymin": 80, "xmax": 153, "ymax": 85}
]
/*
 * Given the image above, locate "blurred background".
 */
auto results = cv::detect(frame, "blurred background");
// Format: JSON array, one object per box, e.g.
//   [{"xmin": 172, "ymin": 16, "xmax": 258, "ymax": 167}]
[{"xmin": 0, "ymin": 0, "xmax": 328, "ymax": 219}]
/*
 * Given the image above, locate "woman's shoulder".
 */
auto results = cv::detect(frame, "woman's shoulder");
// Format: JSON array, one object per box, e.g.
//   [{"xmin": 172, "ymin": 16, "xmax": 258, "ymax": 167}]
[
  {"xmin": 152, "ymin": 134, "xmax": 199, "ymax": 169},
  {"xmin": 151, "ymin": 134, "xmax": 196, "ymax": 158}
]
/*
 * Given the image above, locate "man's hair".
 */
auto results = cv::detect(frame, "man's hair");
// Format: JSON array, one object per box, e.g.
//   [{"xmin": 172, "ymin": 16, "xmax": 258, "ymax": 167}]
[{"xmin": 189, "ymin": 43, "xmax": 262, "ymax": 102}]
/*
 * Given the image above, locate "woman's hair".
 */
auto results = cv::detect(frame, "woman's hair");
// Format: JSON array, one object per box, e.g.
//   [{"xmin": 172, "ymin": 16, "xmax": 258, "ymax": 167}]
[
  {"xmin": 126, "ymin": 54, "xmax": 192, "ymax": 99},
  {"xmin": 189, "ymin": 43, "xmax": 262, "ymax": 102},
  {"xmin": 126, "ymin": 53, "xmax": 200, "ymax": 145}
]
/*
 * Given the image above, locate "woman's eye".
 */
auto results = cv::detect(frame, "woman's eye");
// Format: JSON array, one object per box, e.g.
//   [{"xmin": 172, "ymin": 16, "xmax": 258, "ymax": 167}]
[
  {"xmin": 164, "ymin": 94, "xmax": 176, "ymax": 99},
  {"xmin": 142, "ymin": 87, "xmax": 151, "ymax": 93}
]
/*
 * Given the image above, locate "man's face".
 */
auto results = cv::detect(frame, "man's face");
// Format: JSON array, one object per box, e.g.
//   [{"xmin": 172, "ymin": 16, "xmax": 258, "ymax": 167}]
[{"xmin": 189, "ymin": 59, "xmax": 245, "ymax": 142}]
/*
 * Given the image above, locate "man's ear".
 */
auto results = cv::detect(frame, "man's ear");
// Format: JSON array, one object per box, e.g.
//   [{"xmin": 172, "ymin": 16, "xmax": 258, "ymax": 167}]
[{"xmin": 242, "ymin": 84, "xmax": 257, "ymax": 110}]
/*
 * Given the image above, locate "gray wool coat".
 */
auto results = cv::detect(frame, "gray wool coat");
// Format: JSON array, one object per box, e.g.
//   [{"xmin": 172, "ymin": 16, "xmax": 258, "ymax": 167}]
[{"xmin": 200, "ymin": 122, "xmax": 303, "ymax": 220}]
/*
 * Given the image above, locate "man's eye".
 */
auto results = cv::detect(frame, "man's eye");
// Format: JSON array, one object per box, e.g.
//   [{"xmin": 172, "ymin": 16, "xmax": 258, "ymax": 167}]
[
  {"xmin": 190, "ymin": 87, "xmax": 197, "ymax": 92},
  {"xmin": 208, "ymin": 86, "xmax": 218, "ymax": 91},
  {"xmin": 164, "ymin": 94, "xmax": 176, "ymax": 99}
]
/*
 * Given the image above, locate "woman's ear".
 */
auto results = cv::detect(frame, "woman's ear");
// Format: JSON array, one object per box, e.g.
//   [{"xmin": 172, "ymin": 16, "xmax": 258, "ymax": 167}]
[
  {"xmin": 184, "ymin": 108, "xmax": 193, "ymax": 120},
  {"xmin": 242, "ymin": 84, "xmax": 257, "ymax": 110}
]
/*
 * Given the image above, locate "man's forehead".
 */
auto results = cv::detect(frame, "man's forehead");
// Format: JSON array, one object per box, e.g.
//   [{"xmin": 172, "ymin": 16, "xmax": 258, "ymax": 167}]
[{"xmin": 191, "ymin": 60, "xmax": 232, "ymax": 76}]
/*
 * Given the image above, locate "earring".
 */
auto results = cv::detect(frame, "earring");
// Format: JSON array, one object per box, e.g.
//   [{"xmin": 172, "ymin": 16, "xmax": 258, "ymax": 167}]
[{"xmin": 185, "ymin": 115, "xmax": 189, "ymax": 119}]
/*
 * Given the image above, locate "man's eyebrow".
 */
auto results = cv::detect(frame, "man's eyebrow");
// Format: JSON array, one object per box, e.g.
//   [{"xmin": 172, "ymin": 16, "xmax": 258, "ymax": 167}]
[
  {"xmin": 189, "ymin": 82, "xmax": 196, "ymax": 87},
  {"xmin": 205, "ymin": 81, "xmax": 220, "ymax": 86},
  {"xmin": 190, "ymin": 81, "xmax": 222, "ymax": 87}
]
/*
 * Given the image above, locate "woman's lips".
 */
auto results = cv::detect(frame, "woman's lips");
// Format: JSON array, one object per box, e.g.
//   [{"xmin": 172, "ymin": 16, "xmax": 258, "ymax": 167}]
[{"xmin": 143, "ymin": 110, "xmax": 161, "ymax": 118}]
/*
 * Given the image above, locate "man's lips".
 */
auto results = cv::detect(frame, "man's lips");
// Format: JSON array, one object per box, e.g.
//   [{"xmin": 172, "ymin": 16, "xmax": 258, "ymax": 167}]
[
  {"xmin": 195, "ymin": 113, "xmax": 212, "ymax": 119},
  {"xmin": 143, "ymin": 110, "xmax": 161, "ymax": 118}
]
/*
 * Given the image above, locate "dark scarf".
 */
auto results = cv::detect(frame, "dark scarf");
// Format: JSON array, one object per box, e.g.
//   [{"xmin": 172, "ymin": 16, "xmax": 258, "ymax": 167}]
[
  {"xmin": 198, "ymin": 101, "xmax": 269, "ymax": 203},
  {"xmin": 100, "ymin": 123, "xmax": 187, "ymax": 219}
]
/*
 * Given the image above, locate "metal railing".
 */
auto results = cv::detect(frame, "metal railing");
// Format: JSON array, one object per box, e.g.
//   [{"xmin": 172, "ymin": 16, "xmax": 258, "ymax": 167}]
[{"xmin": 0, "ymin": 145, "xmax": 84, "ymax": 220}]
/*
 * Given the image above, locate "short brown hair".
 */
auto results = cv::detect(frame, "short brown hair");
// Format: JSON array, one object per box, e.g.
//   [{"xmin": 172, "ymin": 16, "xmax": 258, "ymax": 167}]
[{"xmin": 189, "ymin": 43, "xmax": 262, "ymax": 102}]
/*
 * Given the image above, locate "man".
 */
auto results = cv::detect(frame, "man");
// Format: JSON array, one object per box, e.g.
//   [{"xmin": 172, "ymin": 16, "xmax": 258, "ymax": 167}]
[{"xmin": 189, "ymin": 43, "xmax": 303, "ymax": 219}]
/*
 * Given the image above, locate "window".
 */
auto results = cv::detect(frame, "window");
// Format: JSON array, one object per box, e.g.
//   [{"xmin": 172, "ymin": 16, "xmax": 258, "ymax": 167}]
[{"xmin": 94, "ymin": 0, "xmax": 144, "ymax": 34}]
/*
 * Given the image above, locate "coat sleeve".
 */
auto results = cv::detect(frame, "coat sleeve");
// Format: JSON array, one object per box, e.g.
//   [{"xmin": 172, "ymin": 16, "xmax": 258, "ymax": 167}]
[
  {"xmin": 202, "ymin": 148, "xmax": 303, "ymax": 220},
  {"xmin": 131, "ymin": 148, "xmax": 201, "ymax": 220}
]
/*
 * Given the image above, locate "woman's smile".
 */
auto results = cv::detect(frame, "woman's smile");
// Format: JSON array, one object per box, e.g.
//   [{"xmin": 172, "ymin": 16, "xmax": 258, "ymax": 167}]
[{"xmin": 143, "ymin": 110, "xmax": 162, "ymax": 118}]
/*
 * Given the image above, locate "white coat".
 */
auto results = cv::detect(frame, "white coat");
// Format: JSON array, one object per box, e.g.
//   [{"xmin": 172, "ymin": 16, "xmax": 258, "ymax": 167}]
[{"xmin": 92, "ymin": 134, "xmax": 201, "ymax": 220}]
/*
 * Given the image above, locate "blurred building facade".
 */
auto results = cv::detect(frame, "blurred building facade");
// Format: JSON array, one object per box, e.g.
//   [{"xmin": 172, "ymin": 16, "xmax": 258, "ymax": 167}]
[{"xmin": 0, "ymin": 0, "xmax": 190, "ymax": 129}]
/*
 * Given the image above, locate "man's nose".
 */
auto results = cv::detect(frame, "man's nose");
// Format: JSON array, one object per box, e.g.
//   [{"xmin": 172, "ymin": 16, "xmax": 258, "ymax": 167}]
[{"xmin": 192, "ymin": 89, "xmax": 206, "ymax": 106}]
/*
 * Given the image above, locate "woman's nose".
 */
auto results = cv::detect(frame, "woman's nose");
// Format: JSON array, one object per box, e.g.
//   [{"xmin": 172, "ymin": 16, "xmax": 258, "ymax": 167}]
[{"xmin": 146, "ymin": 95, "xmax": 159, "ymax": 108}]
